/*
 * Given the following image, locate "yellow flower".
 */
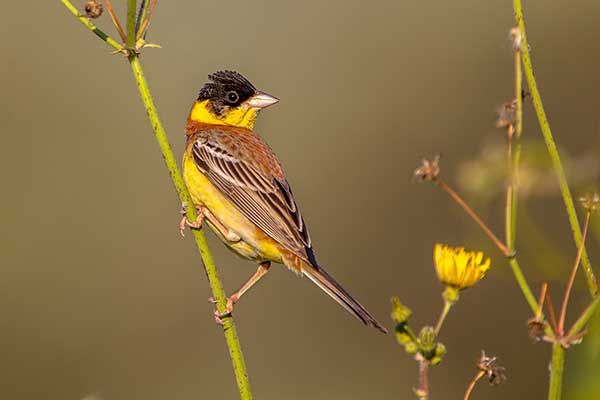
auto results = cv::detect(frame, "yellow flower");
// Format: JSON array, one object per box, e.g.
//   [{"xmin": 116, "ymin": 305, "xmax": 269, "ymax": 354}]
[{"xmin": 434, "ymin": 244, "xmax": 490, "ymax": 291}]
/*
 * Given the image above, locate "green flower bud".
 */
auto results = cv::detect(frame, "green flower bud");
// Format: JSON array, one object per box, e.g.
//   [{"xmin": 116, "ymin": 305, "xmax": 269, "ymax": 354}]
[
  {"xmin": 390, "ymin": 297, "xmax": 412, "ymax": 325},
  {"xmin": 404, "ymin": 341, "xmax": 418, "ymax": 355},
  {"xmin": 431, "ymin": 343, "xmax": 446, "ymax": 365}
]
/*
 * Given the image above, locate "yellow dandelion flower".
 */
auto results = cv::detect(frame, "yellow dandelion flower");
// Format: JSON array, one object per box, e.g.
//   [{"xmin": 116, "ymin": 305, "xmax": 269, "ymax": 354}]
[{"xmin": 434, "ymin": 243, "xmax": 490, "ymax": 291}]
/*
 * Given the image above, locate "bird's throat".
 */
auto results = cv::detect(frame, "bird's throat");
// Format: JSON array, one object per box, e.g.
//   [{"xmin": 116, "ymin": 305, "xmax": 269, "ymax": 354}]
[{"xmin": 189, "ymin": 100, "xmax": 258, "ymax": 129}]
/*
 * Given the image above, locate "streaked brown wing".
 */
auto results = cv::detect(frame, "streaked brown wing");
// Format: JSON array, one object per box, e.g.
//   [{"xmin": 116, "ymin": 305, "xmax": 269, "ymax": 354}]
[{"xmin": 191, "ymin": 135, "xmax": 313, "ymax": 260}]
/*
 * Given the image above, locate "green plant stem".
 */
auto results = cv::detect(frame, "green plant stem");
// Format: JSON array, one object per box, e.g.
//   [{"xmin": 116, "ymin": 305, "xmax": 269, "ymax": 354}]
[
  {"xmin": 506, "ymin": 43, "xmax": 523, "ymax": 251},
  {"xmin": 508, "ymin": 257, "xmax": 555, "ymax": 341},
  {"xmin": 513, "ymin": 0, "xmax": 597, "ymax": 297},
  {"xmin": 508, "ymin": 258, "xmax": 537, "ymax": 313},
  {"xmin": 127, "ymin": 0, "xmax": 137, "ymax": 48},
  {"xmin": 567, "ymin": 297, "xmax": 600, "ymax": 337},
  {"xmin": 61, "ymin": 2, "xmax": 253, "ymax": 399},
  {"xmin": 502, "ymin": 34, "xmax": 545, "ymax": 328},
  {"xmin": 548, "ymin": 343, "xmax": 565, "ymax": 400},
  {"xmin": 434, "ymin": 300, "xmax": 452, "ymax": 336},
  {"xmin": 128, "ymin": 56, "xmax": 252, "ymax": 399},
  {"xmin": 59, "ymin": 0, "xmax": 124, "ymax": 52}
]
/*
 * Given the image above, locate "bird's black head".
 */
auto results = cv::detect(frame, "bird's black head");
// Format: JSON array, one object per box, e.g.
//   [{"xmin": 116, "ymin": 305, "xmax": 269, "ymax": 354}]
[
  {"xmin": 197, "ymin": 70, "xmax": 258, "ymax": 115},
  {"xmin": 191, "ymin": 70, "xmax": 278, "ymax": 128}
]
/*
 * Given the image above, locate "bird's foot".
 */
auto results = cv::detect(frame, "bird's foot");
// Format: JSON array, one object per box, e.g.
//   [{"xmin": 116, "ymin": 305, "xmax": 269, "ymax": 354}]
[
  {"xmin": 208, "ymin": 294, "xmax": 239, "ymax": 325},
  {"xmin": 179, "ymin": 205, "xmax": 204, "ymax": 237},
  {"xmin": 179, "ymin": 205, "xmax": 240, "ymax": 242}
]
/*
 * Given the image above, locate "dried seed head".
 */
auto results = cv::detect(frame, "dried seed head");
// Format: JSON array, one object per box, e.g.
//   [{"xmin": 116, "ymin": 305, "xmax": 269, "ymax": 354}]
[
  {"xmin": 477, "ymin": 351, "xmax": 506, "ymax": 386},
  {"xmin": 495, "ymin": 99, "xmax": 517, "ymax": 131},
  {"xmin": 527, "ymin": 317, "xmax": 548, "ymax": 343},
  {"xmin": 414, "ymin": 155, "xmax": 440, "ymax": 181},
  {"xmin": 579, "ymin": 192, "xmax": 600, "ymax": 212},
  {"xmin": 510, "ymin": 26, "xmax": 523, "ymax": 51},
  {"xmin": 84, "ymin": 0, "xmax": 103, "ymax": 19}
]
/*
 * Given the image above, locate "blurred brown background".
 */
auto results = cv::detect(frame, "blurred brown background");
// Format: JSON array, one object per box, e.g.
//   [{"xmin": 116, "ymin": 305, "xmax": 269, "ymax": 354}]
[{"xmin": 2, "ymin": 1, "xmax": 600, "ymax": 399}]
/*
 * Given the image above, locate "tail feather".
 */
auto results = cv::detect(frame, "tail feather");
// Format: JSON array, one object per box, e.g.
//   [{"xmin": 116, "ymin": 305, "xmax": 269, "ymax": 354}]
[{"xmin": 302, "ymin": 263, "xmax": 388, "ymax": 334}]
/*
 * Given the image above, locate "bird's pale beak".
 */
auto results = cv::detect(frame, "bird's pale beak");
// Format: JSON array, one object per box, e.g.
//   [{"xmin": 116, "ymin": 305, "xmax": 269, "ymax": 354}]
[{"xmin": 246, "ymin": 91, "xmax": 279, "ymax": 109}]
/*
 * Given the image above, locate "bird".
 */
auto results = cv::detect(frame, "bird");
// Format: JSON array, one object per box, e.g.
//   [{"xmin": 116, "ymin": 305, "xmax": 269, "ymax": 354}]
[{"xmin": 181, "ymin": 70, "xmax": 386, "ymax": 333}]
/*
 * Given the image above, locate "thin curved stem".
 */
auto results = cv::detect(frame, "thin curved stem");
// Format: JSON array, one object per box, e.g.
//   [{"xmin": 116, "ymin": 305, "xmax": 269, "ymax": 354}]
[
  {"xmin": 59, "ymin": 0, "xmax": 124, "ymax": 51},
  {"xmin": 567, "ymin": 296, "xmax": 600, "ymax": 337},
  {"xmin": 103, "ymin": 0, "xmax": 128, "ymax": 43},
  {"xmin": 60, "ymin": 2, "xmax": 253, "ymax": 398},
  {"xmin": 508, "ymin": 258, "xmax": 538, "ymax": 313},
  {"xmin": 513, "ymin": 0, "xmax": 597, "ymax": 297},
  {"xmin": 434, "ymin": 300, "xmax": 452, "ymax": 336},
  {"xmin": 463, "ymin": 371, "xmax": 485, "ymax": 400},
  {"xmin": 435, "ymin": 177, "xmax": 510, "ymax": 257},
  {"xmin": 506, "ymin": 38, "xmax": 523, "ymax": 252},
  {"xmin": 558, "ymin": 212, "xmax": 591, "ymax": 335},
  {"xmin": 137, "ymin": 0, "xmax": 158, "ymax": 41}
]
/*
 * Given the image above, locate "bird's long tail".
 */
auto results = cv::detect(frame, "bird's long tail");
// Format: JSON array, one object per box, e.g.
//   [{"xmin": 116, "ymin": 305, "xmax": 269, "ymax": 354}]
[{"xmin": 301, "ymin": 263, "xmax": 387, "ymax": 334}]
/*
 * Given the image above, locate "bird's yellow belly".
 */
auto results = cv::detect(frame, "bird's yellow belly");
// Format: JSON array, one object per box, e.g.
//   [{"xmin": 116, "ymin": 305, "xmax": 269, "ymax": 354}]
[{"xmin": 183, "ymin": 156, "xmax": 283, "ymax": 263}]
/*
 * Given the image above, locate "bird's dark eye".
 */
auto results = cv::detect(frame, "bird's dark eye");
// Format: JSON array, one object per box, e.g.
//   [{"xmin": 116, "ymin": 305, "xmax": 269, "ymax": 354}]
[{"xmin": 226, "ymin": 91, "xmax": 239, "ymax": 104}]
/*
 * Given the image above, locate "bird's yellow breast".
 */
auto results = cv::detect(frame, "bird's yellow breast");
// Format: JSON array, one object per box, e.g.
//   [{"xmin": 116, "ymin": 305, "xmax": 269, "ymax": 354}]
[{"xmin": 183, "ymin": 148, "xmax": 283, "ymax": 263}]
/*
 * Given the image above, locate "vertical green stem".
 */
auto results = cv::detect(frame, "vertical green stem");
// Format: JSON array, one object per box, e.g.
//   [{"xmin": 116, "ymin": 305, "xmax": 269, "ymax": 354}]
[
  {"xmin": 548, "ymin": 343, "xmax": 565, "ymax": 400},
  {"xmin": 506, "ymin": 41, "xmax": 523, "ymax": 251},
  {"xmin": 127, "ymin": 0, "xmax": 137, "ymax": 48},
  {"xmin": 513, "ymin": 0, "xmax": 597, "ymax": 297},
  {"xmin": 60, "ymin": 2, "xmax": 253, "ymax": 398},
  {"xmin": 129, "ymin": 55, "xmax": 252, "ymax": 400}
]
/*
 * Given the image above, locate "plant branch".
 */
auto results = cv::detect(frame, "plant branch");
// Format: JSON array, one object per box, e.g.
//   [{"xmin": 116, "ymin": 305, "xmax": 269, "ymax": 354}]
[
  {"xmin": 513, "ymin": 0, "xmax": 597, "ymax": 297},
  {"xmin": 567, "ymin": 296, "xmax": 600, "ymax": 337},
  {"xmin": 435, "ymin": 177, "xmax": 510, "ymax": 257},
  {"xmin": 137, "ymin": 0, "xmax": 158, "ymax": 41},
  {"xmin": 463, "ymin": 371, "xmax": 485, "ymax": 400},
  {"xmin": 434, "ymin": 300, "xmax": 452, "ymax": 336},
  {"xmin": 536, "ymin": 282, "xmax": 548, "ymax": 319},
  {"xmin": 103, "ymin": 0, "xmax": 128, "ymax": 43},
  {"xmin": 61, "ymin": 2, "xmax": 253, "ymax": 398},
  {"xmin": 558, "ymin": 211, "xmax": 591, "ymax": 335},
  {"xmin": 546, "ymin": 291, "xmax": 559, "ymax": 334},
  {"xmin": 508, "ymin": 258, "xmax": 539, "ymax": 314},
  {"xmin": 60, "ymin": 0, "xmax": 124, "ymax": 51}
]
